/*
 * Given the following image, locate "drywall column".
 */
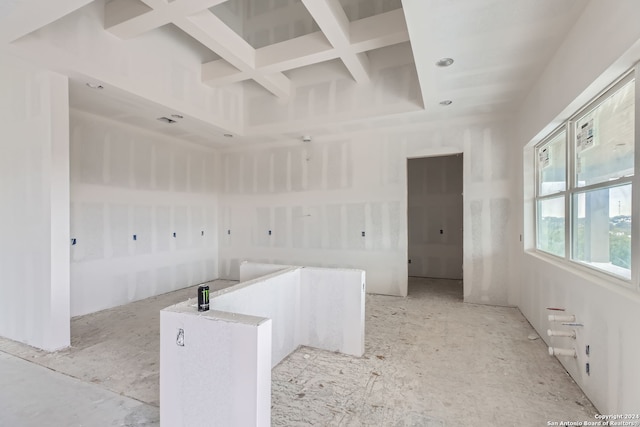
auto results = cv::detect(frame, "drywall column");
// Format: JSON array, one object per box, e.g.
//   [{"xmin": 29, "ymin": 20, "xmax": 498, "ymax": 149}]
[
  {"xmin": 0, "ymin": 53, "xmax": 70, "ymax": 351},
  {"xmin": 160, "ymin": 309, "xmax": 272, "ymax": 426}
]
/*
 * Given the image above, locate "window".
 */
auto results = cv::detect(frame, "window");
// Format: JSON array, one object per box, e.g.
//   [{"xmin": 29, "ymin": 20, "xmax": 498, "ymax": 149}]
[
  {"xmin": 534, "ymin": 70, "xmax": 636, "ymax": 281},
  {"xmin": 536, "ymin": 130, "xmax": 566, "ymax": 257}
]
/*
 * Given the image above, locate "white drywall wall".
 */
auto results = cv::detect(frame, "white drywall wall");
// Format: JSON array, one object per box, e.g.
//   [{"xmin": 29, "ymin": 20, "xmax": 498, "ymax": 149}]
[
  {"xmin": 236, "ymin": 262, "xmax": 366, "ymax": 358},
  {"xmin": 300, "ymin": 267, "xmax": 365, "ymax": 356},
  {"xmin": 70, "ymin": 111, "xmax": 219, "ymax": 316},
  {"xmin": 160, "ymin": 309, "xmax": 272, "ymax": 427},
  {"xmin": 515, "ymin": 0, "xmax": 640, "ymax": 413},
  {"xmin": 218, "ymin": 119, "xmax": 516, "ymax": 305},
  {"xmin": 0, "ymin": 53, "xmax": 70, "ymax": 351},
  {"xmin": 239, "ymin": 261, "xmax": 290, "ymax": 282},
  {"xmin": 210, "ymin": 268, "xmax": 301, "ymax": 366}
]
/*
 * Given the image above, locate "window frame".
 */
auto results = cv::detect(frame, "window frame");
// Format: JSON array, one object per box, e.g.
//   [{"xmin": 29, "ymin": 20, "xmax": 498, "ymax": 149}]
[
  {"xmin": 534, "ymin": 126, "xmax": 568, "ymax": 259},
  {"xmin": 533, "ymin": 66, "xmax": 638, "ymax": 287}
]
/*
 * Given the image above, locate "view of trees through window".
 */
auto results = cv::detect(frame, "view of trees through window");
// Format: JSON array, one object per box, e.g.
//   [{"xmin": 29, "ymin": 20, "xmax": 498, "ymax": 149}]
[{"xmin": 538, "ymin": 212, "xmax": 631, "ymax": 269}]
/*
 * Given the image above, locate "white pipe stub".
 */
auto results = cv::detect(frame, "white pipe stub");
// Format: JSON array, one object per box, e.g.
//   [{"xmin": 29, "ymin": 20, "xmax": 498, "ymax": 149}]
[
  {"xmin": 547, "ymin": 329, "xmax": 576, "ymax": 338},
  {"xmin": 548, "ymin": 347, "xmax": 577, "ymax": 358},
  {"xmin": 548, "ymin": 314, "xmax": 575, "ymax": 322}
]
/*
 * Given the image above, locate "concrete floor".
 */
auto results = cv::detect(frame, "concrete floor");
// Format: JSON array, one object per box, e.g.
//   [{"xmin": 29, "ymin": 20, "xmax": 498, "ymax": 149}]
[{"xmin": 0, "ymin": 277, "xmax": 596, "ymax": 426}]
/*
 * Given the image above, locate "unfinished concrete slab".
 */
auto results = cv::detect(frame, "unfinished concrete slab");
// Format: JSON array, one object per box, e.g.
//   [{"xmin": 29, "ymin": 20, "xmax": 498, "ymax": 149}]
[
  {"xmin": 271, "ymin": 278, "xmax": 596, "ymax": 425},
  {"xmin": 0, "ymin": 351, "xmax": 158, "ymax": 427},
  {"xmin": 0, "ymin": 279, "xmax": 238, "ymax": 407},
  {"xmin": 0, "ymin": 277, "xmax": 596, "ymax": 426}
]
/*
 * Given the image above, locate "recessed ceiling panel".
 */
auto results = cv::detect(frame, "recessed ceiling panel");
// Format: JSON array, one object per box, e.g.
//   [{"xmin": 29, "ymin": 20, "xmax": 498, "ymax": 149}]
[
  {"xmin": 339, "ymin": 0, "xmax": 402, "ymax": 22},
  {"xmin": 210, "ymin": 0, "xmax": 319, "ymax": 49}
]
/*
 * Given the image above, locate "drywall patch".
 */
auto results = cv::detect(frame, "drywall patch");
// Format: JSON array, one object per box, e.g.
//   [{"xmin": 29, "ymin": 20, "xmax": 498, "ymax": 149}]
[
  {"xmin": 223, "ymin": 153, "xmax": 239, "ymax": 193},
  {"xmin": 174, "ymin": 206, "xmax": 188, "ymax": 251},
  {"xmin": 306, "ymin": 144, "xmax": 324, "ymax": 190},
  {"xmin": 242, "ymin": 153, "xmax": 256, "ymax": 194},
  {"xmin": 347, "ymin": 203, "xmax": 366, "ymax": 250},
  {"xmin": 173, "ymin": 151, "xmax": 188, "ymax": 192},
  {"xmin": 189, "ymin": 153, "xmax": 204, "ymax": 193},
  {"xmin": 109, "ymin": 204, "xmax": 130, "ymax": 258},
  {"xmin": 256, "ymin": 207, "xmax": 271, "ymax": 247},
  {"xmin": 133, "ymin": 139, "xmax": 152, "ymax": 189},
  {"xmin": 155, "ymin": 206, "xmax": 171, "ymax": 252},
  {"xmin": 388, "ymin": 201, "xmax": 402, "ymax": 250},
  {"xmin": 469, "ymin": 134, "xmax": 484, "ymax": 183},
  {"xmin": 489, "ymin": 198, "xmax": 510, "ymax": 303},
  {"xmin": 75, "ymin": 202, "xmax": 105, "ymax": 262},
  {"xmin": 155, "ymin": 146, "xmax": 171, "ymax": 191},
  {"xmin": 274, "ymin": 206, "xmax": 288, "ymax": 248},
  {"xmin": 370, "ymin": 203, "xmax": 383, "ymax": 250},
  {"xmin": 327, "ymin": 204, "xmax": 343, "ymax": 249},
  {"xmin": 291, "ymin": 206, "xmax": 305, "ymax": 248},
  {"xmin": 191, "ymin": 206, "xmax": 204, "ymax": 248},
  {"xmin": 257, "ymin": 153, "xmax": 271, "ymax": 193},
  {"xmin": 79, "ymin": 128, "xmax": 104, "ymax": 184},
  {"xmin": 469, "ymin": 200, "xmax": 484, "ymax": 296},
  {"xmin": 290, "ymin": 148, "xmax": 304, "ymax": 191},
  {"xmin": 273, "ymin": 149, "xmax": 288, "ymax": 193},
  {"xmin": 133, "ymin": 206, "xmax": 152, "ymax": 255},
  {"xmin": 108, "ymin": 131, "xmax": 130, "ymax": 187},
  {"xmin": 308, "ymin": 206, "xmax": 323, "ymax": 249},
  {"xmin": 204, "ymin": 153, "xmax": 217, "ymax": 193}
]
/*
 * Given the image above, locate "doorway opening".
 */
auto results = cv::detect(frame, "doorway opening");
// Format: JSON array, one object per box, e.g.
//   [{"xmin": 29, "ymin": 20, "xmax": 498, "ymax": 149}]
[{"xmin": 407, "ymin": 154, "xmax": 463, "ymax": 298}]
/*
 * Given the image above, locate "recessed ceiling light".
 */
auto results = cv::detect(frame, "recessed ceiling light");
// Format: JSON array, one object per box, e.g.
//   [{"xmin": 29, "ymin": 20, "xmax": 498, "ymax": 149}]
[
  {"xmin": 224, "ymin": 134, "xmax": 233, "ymax": 138},
  {"xmin": 171, "ymin": 114, "xmax": 184, "ymax": 119},
  {"xmin": 86, "ymin": 83, "xmax": 104, "ymax": 89},
  {"xmin": 439, "ymin": 100, "xmax": 453, "ymax": 106},
  {"xmin": 435, "ymin": 58, "xmax": 454, "ymax": 67}
]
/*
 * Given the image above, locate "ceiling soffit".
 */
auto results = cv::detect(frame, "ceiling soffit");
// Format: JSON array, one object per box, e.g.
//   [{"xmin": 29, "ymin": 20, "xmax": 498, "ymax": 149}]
[{"xmin": 104, "ymin": 0, "xmax": 410, "ymax": 100}]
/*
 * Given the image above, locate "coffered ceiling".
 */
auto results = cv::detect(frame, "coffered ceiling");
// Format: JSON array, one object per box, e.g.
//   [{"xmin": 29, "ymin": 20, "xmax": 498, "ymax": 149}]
[{"xmin": 0, "ymin": 0, "xmax": 588, "ymax": 147}]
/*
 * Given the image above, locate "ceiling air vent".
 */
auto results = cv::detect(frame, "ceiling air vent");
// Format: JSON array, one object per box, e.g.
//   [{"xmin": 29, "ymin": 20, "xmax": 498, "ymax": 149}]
[{"xmin": 157, "ymin": 116, "xmax": 177, "ymax": 124}]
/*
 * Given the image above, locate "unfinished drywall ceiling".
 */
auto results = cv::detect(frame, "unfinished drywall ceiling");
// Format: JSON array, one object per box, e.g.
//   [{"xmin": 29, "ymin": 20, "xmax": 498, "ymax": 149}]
[{"xmin": 0, "ymin": 0, "xmax": 588, "ymax": 144}]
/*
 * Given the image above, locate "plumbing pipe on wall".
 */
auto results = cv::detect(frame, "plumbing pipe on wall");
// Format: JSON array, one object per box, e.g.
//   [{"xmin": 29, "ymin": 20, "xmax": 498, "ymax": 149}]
[
  {"xmin": 547, "ymin": 329, "xmax": 576, "ymax": 338},
  {"xmin": 548, "ymin": 314, "xmax": 575, "ymax": 322},
  {"xmin": 548, "ymin": 347, "xmax": 577, "ymax": 358}
]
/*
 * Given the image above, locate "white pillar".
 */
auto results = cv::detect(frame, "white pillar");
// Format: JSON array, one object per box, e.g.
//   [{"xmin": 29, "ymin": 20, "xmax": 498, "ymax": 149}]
[{"xmin": 0, "ymin": 53, "xmax": 70, "ymax": 351}]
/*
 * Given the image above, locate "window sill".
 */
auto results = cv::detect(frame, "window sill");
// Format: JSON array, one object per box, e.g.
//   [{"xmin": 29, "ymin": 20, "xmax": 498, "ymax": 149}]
[{"xmin": 525, "ymin": 249, "xmax": 639, "ymax": 298}]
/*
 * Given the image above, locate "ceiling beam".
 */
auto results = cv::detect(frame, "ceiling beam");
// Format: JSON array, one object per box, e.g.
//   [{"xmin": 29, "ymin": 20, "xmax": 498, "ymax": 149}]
[
  {"xmin": 256, "ymin": 31, "xmax": 336, "ymax": 73},
  {"xmin": 177, "ymin": 10, "xmax": 255, "ymax": 70},
  {"xmin": 105, "ymin": 0, "xmax": 228, "ymax": 39},
  {"xmin": 301, "ymin": 0, "xmax": 370, "ymax": 83},
  {"xmin": 182, "ymin": 10, "xmax": 290, "ymax": 98},
  {"xmin": 350, "ymin": 9, "xmax": 409, "ymax": 52},
  {"xmin": 202, "ymin": 60, "xmax": 247, "ymax": 85}
]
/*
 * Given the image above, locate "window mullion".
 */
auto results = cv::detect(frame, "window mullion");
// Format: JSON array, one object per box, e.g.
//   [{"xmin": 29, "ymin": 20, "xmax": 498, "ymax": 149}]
[
  {"xmin": 632, "ymin": 64, "xmax": 640, "ymax": 290},
  {"xmin": 566, "ymin": 121, "xmax": 573, "ymax": 260}
]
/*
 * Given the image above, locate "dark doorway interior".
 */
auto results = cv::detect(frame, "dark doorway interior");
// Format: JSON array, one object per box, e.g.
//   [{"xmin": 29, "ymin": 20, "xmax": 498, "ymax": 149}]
[{"xmin": 407, "ymin": 154, "xmax": 463, "ymax": 281}]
